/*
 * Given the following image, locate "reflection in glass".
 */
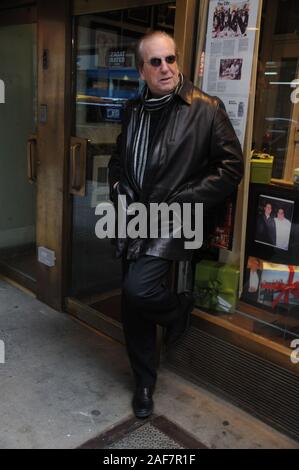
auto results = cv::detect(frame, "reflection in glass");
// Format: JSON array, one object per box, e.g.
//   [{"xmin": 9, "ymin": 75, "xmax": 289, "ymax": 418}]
[
  {"xmin": 71, "ymin": 6, "xmax": 176, "ymax": 324},
  {"xmin": 0, "ymin": 24, "xmax": 37, "ymax": 284}
]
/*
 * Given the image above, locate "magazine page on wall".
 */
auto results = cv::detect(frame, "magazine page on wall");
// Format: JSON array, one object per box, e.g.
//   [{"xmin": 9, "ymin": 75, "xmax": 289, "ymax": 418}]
[{"xmin": 202, "ymin": 0, "xmax": 260, "ymax": 149}]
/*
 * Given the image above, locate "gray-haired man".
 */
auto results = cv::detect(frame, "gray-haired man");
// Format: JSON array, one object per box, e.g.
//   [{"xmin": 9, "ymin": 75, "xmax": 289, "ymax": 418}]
[{"xmin": 109, "ymin": 31, "xmax": 243, "ymax": 418}]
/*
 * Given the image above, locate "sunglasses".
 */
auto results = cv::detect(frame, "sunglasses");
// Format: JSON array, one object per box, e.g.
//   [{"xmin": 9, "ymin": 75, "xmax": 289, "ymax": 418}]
[{"xmin": 145, "ymin": 55, "xmax": 177, "ymax": 67}]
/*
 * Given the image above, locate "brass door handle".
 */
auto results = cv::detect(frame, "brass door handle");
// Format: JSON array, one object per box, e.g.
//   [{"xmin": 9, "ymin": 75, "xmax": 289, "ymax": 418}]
[
  {"xmin": 27, "ymin": 134, "xmax": 37, "ymax": 184},
  {"xmin": 70, "ymin": 137, "xmax": 88, "ymax": 196}
]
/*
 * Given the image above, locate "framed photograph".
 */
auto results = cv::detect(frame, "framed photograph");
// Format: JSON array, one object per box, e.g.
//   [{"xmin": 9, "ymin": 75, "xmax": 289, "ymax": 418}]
[
  {"xmin": 212, "ymin": 2, "xmax": 250, "ymax": 39},
  {"xmin": 219, "ymin": 58, "xmax": 243, "ymax": 80},
  {"xmin": 95, "ymin": 28, "xmax": 118, "ymax": 68},
  {"xmin": 242, "ymin": 256, "xmax": 299, "ymax": 321},
  {"xmin": 210, "ymin": 193, "xmax": 237, "ymax": 250},
  {"xmin": 89, "ymin": 23, "xmax": 119, "ymax": 68},
  {"xmin": 245, "ymin": 183, "xmax": 299, "ymax": 266},
  {"xmin": 255, "ymin": 195, "xmax": 294, "ymax": 251},
  {"xmin": 242, "ymin": 256, "xmax": 263, "ymax": 305}
]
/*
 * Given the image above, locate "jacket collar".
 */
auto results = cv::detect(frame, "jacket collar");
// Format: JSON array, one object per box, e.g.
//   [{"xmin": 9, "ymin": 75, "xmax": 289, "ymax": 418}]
[
  {"xmin": 177, "ymin": 75, "xmax": 193, "ymax": 105},
  {"xmin": 137, "ymin": 75, "xmax": 193, "ymax": 107}
]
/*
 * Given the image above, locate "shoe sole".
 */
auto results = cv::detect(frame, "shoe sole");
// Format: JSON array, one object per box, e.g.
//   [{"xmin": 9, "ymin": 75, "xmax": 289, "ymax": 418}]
[{"xmin": 134, "ymin": 406, "xmax": 153, "ymax": 419}]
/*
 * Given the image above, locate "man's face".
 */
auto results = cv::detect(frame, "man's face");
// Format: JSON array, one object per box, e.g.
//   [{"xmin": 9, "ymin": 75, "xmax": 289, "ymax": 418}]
[
  {"xmin": 265, "ymin": 204, "xmax": 272, "ymax": 216},
  {"xmin": 139, "ymin": 35, "xmax": 180, "ymax": 97},
  {"xmin": 277, "ymin": 209, "xmax": 285, "ymax": 220}
]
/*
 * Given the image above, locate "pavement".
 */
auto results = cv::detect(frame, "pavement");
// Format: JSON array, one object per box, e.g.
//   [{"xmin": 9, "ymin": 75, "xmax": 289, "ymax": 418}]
[{"xmin": 0, "ymin": 277, "xmax": 298, "ymax": 449}]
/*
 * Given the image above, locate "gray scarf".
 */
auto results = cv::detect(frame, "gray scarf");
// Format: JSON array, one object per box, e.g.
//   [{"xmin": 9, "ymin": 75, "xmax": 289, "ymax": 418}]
[{"xmin": 132, "ymin": 73, "xmax": 183, "ymax": 189}]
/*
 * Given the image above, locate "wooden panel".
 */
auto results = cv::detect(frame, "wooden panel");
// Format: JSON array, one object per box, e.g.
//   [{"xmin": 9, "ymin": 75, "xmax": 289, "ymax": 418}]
[
  {"xmin": 0, "ymin": 5, "xmax": 36, "ymax": 25},
  {"xmin": 36, "ymin": 0, "xmax": 71, "ymax": 310},
  {"xmin": 174, "ymin": 0, "xmax": 197, "ymax": 77},
  {"xmin": 220, "ymin": 0, "xmax": 263, "ymax": 285},
  {"xmin": 73, "ymin": 0, "xmax": 172, "ymax": 16},
  {"xmin": 193, "ymin": 0, "xmax": 209, "ymax": 85},
  {"xmin": 66, "ymin": 297, "xmax": 125, "ymax": 344},
  {"xmin": 0, "ymin": 0, "xmax": 35, "ymax": 9},
  {"xmin": 192, "ymin": 308, "xmax": 299, "ymax": 376},
  {"xmin": 0, "ymin": 263, "xmax": 36, "ymax": 293}
]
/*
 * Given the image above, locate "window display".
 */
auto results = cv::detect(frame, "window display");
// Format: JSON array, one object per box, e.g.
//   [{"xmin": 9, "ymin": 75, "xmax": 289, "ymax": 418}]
[{"xmin": 193, "ymin": 0, "xmax": 299, "ymax": 350}]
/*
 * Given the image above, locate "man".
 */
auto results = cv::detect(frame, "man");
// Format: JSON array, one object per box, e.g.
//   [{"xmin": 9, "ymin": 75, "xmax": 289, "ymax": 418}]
[
  {"xmin": 256, "ymin": 202, "xmax": 276, "ymax": 246},
  {"xmin": 108, "ymin": 31, "xmax": 243, "ymax": 418},
  {"xmin": 274, "ymin": 208, "xmax": 291, "ymax": 250},
  {"xmin": 245, "ymin": 257, "xmax": 262, "ymax": 303}
]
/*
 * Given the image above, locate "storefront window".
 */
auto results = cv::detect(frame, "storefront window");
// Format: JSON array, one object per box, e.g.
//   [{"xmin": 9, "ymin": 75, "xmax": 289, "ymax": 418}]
[
  {"xmin": 192, "ymin": 0, "xmax": 299, "ymax": 350},
  {"xmin": 243, "ymin": 0, "xmax": 299, "ymax": 346}
]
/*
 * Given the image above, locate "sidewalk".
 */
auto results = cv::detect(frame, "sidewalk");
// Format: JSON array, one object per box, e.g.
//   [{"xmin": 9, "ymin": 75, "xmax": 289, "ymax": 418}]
[{"xmin": 0, "ymin": 277, "xmax": 298, "ymax": 449}]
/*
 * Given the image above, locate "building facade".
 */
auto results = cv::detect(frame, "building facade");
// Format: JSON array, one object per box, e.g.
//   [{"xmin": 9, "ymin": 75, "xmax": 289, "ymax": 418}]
[{"xmin": 0, "ymin": 0, "xmax": 299, "ymax": 440}]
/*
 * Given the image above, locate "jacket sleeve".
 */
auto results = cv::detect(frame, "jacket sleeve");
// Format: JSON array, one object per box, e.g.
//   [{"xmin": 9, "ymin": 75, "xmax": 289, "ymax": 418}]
[{"xmin": 170, "ymin": 100, "xmax": 244, "ymax": 212}]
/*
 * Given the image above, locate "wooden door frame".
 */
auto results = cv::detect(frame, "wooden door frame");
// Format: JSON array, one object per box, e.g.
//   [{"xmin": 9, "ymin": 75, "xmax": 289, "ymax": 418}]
[
  {"xmin": 35, "ymin": 0, "xmax": 72, "ymax": 310},
  {"xmin": 0, "ymin": 0, "xmax": 72, "ymax": 309},
  {"xmin": 11, "ymin": 0, "xmax": 197, "ymax": 312},
  {"xmin": 0, "ymin": 5, "xmax": 36, "ymax": 25},
  {"xmin": 0, "ymin": 3, "xmax": 37, "ymax": 292}
]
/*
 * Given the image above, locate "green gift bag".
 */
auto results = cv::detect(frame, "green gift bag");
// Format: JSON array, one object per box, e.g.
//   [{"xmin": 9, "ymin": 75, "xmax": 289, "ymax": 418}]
[{"xmin": 194, "ymin": 260, "xmax": 240, "ymax": 313}]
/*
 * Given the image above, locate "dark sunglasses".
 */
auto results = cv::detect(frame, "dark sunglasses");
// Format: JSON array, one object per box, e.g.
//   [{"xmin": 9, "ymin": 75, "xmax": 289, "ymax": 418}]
[{"xmin": 145, "ymin": 55, "xmax": 176, "ymax": 67}]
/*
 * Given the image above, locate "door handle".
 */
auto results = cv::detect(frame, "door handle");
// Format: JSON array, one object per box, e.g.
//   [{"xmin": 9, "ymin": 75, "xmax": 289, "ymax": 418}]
[
  {"xmin": 27, "ymin": 134, "xmax": 37, "ymax": 184},
  {"xmin": 70, "ymin": 137, "xmax": 88, "ymax": 196}
]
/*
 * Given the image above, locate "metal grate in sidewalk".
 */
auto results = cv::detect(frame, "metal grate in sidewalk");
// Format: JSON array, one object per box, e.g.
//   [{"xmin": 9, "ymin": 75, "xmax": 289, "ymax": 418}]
[{"xmin": 78, "ymin": 415, "xmax": 207, "ymax": 449}]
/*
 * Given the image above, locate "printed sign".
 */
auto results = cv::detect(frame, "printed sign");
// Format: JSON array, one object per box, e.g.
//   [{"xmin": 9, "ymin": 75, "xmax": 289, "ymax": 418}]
[{"xmin": 202, "ymin": 0, "xmax": 260, "ymax": 148}]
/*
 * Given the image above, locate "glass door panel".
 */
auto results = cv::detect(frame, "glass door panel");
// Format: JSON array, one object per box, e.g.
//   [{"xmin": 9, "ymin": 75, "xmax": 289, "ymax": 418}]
[
  {"xmin": 70, "ymin": 4, "xmax": 176, "ymax": 330},
  {"xmin": 0, "ymin": 23, "xmax": 37, "ymax": 289}
]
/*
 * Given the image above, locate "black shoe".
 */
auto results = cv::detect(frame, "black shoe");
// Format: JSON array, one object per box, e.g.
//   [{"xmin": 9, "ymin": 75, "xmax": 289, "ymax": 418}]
[
  {"xmin": 164, "ymin": 292, "xmax": 193, "ymax": 349},
  {"xmin": 132, "ymin": 386, "xmax": 154, "ymax": 419}
]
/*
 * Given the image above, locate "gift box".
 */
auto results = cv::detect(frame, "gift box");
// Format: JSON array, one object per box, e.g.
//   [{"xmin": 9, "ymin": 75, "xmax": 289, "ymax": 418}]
[
  {"xmin": 258, "ymin": 262, "xmax": 299, "ymax": 309},
  {"xmin": 250, "ymin": 150, "xmax": 274, "ymax": 184},
  {"xmin": 194, "ymin": 260, "xmax": 240, "ymax": 313}
]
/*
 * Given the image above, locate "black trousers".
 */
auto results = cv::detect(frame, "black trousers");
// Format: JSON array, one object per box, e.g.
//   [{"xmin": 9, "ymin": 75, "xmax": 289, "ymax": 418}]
[{"xmin": 121, "ymin": 255, "xmax": 181, "ymax": 390}]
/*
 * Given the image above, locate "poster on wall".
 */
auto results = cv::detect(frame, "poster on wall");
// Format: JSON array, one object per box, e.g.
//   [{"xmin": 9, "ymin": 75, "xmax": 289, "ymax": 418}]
[{"xmin": 202, "ymin": 0, "xmax": 260, "ymax": 148}]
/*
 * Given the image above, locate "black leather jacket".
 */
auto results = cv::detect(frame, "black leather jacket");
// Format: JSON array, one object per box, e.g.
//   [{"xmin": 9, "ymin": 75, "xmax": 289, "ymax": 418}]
[{"xmin": 108, "ymin": 77, "xmax": 244, "ymax": 260}]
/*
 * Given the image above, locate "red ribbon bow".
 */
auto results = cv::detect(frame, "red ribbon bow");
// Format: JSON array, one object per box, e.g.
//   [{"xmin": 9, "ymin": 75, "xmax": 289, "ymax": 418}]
[{"xmin": 261, "ymin": 265, "xmax": 299, "ymax": 308}]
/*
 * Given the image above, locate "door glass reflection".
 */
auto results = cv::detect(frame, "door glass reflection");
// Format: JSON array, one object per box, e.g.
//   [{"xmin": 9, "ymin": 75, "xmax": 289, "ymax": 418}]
[
  {"xmin": 0, "ymin": 23, "xmax": 37, "ymax": 287},
  {"xmin": 71, "ymin": 4, "xmax": 176, "ymax": 324}
]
